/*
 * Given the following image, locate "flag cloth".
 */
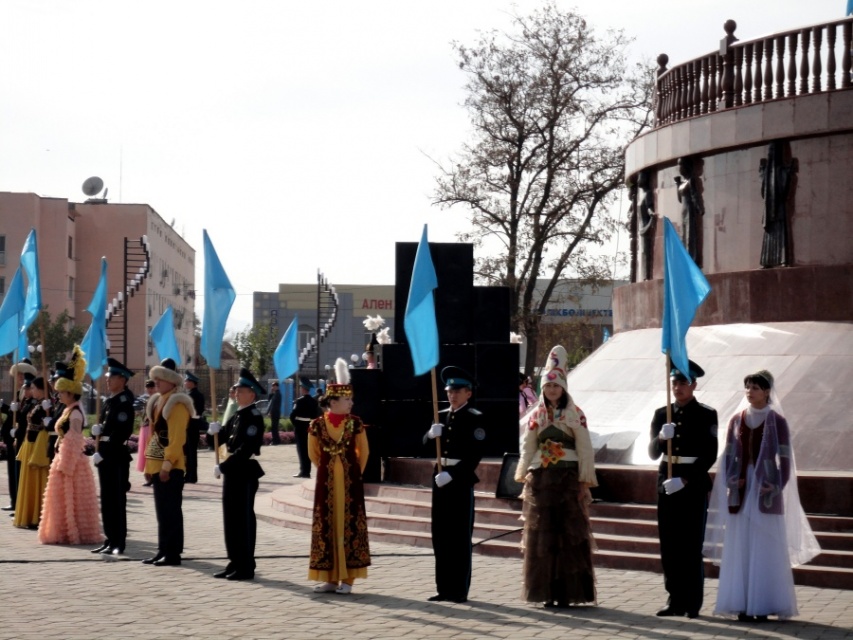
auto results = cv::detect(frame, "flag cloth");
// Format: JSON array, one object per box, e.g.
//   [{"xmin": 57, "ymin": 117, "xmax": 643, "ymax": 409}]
[
  {"xmin": 19, "ymin": 229, "xmax": 42, "ymax": 355},
  {"xmin": 200, "ymin": 229, "xmax": 236, "ymax": 368},
  {"xmin": 0, "ymin": 267, "xmax": 26, "ymax": 357},
  {"xmin": 80, "ymin": 258, "xmax": 109, "ymax": 380},
  {"xmin": 150, "ymin": 306, "xmax": 182, "ymax": 363},
  {"xmin": 661, "ymin": 216, "xmax": 711, "ymax": 378},
  {"xmin": 848, "ymin": 0, "xmax": 853, "ymax": 16},
  {"xmin": 404, "ymin": 225, "xmax": 439, "ymax": 376},
  {"xmin": 274, "ymin": 316, "xmax": 299, "ymax": 381}
]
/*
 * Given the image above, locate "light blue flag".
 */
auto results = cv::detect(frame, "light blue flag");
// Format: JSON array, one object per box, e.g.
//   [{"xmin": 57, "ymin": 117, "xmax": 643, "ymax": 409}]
[
  {"xmin": 661, "ymin": 217, "xmax": 711, "ymax": 378},
  {"xmin": 602, "ymin": 327, "xmax": 611, "ymax": 343},
  {"xmin": 80, "ymin": 258, "xmax": 109, "ymax": 379},
  {"xmin": 404, "ymin": 225, "xmax": 439, "ymax": 376},
  {"xmin": 274, "ymin": 316, "xmax": 299, "ymax": 381},
  {"xmin": 848, "ymin": 0, "xmax": 853, "ymax": 15},
  {"xmin": 200, "ymin": 230, "xmax": 236, "ymax": 369},
  {"xmin": 19, "ymin": 229, "xmax": 42, "ymax": 355},
  {"xmin": 0, "ymin": 267, "xmax": 26, "ymax": 357},
  {"xmin": 150, "ymin": 306, "xmax": 181, "ymax": 363}
]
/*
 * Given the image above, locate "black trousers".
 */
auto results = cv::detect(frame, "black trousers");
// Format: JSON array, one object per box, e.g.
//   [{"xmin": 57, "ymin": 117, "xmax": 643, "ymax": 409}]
[
  {"xmin": 222, "ymin": 472, "xmax": 259, "ymax": 575},
  {"xmin": 657, "ymin": 486, "xmax": 708, "ymax": 614},
  {"xmin": 269, "ymin": 415, "xmax": 281, "ymax": 444},
  {"xmin": 152, "ymin": 470, "xmax": 184, "ymax": 559},
  {"xmin": 293, "ymin": 422, "xmax": 311, "ymax": 477},
  {"xmin": 4, "ymin": 444, "xmax": 19, "ymax": 508},
  {"xmin": 431, "ymin": 471, "xmax": 475, "ymax": 600},
  {"xmin": 97, "ymin": 455, "xmax": 129, "ymax": 549}
]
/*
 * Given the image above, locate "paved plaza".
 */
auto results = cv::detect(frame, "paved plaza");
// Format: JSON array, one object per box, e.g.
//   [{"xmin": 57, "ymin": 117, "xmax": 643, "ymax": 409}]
[{"xmin": 0, "ymin": 444, "xmax": 850, "ymax": 639}]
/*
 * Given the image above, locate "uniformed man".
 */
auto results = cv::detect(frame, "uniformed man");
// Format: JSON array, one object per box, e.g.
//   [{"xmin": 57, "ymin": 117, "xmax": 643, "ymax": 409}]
[
  {"xmin": 423, "ymin": 366, "xmax": 486, "ymax": 604},
  {"xmin": 266, "ymin": 381, "xmax": 282, "ymax": 445},
  {"xmin": 648, "ymin": 359, "xmax": 718, "ymax": 619},
  {"xmin": 143, "ymin": 358, "xmax": 193, "ymax": 566},
  {"xmin": 184, "ymin": 371, "xmax": 209, "ymax": 453},
  {"xmin": 90, "ymin": 358, "xmax": 136, "ymax": 556},
  {"xmin": 289, "ymin": 377, "xmax": 320, "ymax": 478},
  {"xmin": 2, "ymin": 359, "xmax": 37, "ymax": 513},
  {"xmin": 207, "ymin": 368, "xmax": 266, "ymax": 580}
]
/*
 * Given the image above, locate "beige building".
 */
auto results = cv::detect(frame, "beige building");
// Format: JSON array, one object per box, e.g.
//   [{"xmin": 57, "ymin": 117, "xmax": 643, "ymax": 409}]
[{"xmin": 0, "ymin": 191, "xmax": 195, "ymax": 375}]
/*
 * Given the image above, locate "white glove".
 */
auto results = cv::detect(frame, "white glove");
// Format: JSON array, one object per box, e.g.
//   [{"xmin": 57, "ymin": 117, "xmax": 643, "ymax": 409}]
[
  {"xmin": 207, "ymin": 421, "xmax": 222, "ymax": 435},
  {"xmin": 41, "ymin": 399, "xmax": 52, "ymax": 410},
  {"xmin": 92, "ymin": 452, "xmax": 104, "ymax": 465},
  {"xmin": 91, "ymin": 423, "xmax": 103, "ymax": 436},
  {"xmin": 213, "ymin": 465, "xmax": 221, "ymax": 479},
  {"xmin": 42, "ymin": 417, "xmax": 52, "ymax": 427},
  {"xmin": 427, "ymin": 423, "xmax": 443, "ymax": 439},
  {"xmin": 10, "ymin": 402, "xmax": 19, "ymax": 412},
  {"xmin": 434, "ymin": 471, "xmax": 452, "ymax": 488},
  {"xmin": 663, "ymin": 477, "xmax": 685, "ymax": 495},
  {"xmin": 10, "ymin": 428, "xmax": 16, "ymax": 438},
  {"xmin": 659, "ymin": 423, "xmax": 676, "ymax": 440}
]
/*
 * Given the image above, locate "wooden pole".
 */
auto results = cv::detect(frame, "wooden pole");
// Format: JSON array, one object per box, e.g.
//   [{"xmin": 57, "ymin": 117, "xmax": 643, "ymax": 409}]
[
  {"xmin": 209, "ymin": 367, "xmax": 220, "ymax": 466},
  {"xmin": 665, "ymin": 353, "xmax": 673, "ymax": 480},
  {"xmin": 430, "ymin": 368, "xmax": 442, "ymax": 472}
]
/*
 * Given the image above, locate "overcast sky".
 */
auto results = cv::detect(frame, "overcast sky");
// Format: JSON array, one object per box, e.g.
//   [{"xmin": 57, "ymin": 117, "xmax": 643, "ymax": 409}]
[{"xmin": 0, "ymin": 1, "xmax": 844, "ymax": 330}]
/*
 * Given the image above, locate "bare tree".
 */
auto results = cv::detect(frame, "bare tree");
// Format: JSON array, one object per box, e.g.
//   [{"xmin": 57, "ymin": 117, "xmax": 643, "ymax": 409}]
[{"xmin": 433, "ymin": 2, "xmax": 652, "ymax": 374}]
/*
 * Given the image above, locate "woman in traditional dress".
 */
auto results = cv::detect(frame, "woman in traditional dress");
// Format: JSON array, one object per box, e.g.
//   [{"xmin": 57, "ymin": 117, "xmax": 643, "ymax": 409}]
[
  {"xmin": 704, "ymin": 370, "xmax": 820, "ymax": 622},
  {"xmin": 515, "ymin": 345, "xmax": 598, "ymax": 608},
  {"xmin": 38, "ymin": 345, "xmax": 101, "ymax": 545},
  {"xmin": 308, "ymin": 358, "xmax": 371, "ymax": 595},
  {"xmin": 13, "ymin": 376, "xmax": 52, "ymax": 529},
  {"xmin": 136, "ymin": 379, "xmax": 155, "ymax": 484}
]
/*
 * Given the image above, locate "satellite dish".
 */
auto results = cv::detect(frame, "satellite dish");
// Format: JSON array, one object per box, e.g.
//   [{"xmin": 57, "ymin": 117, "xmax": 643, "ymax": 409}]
[{"xmin": 82, "ymin": 176, "xmax": 104, "ymax": 197}]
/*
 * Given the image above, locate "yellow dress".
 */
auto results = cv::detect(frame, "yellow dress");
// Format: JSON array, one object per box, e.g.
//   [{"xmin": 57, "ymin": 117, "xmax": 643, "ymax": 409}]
[
  {"xmin": 307, "ymin": 413, "xmax": 370, "ymax": 583},
  {"xmin": 14, "ymin": 428, "xmax": 50, "ymax": 528}
]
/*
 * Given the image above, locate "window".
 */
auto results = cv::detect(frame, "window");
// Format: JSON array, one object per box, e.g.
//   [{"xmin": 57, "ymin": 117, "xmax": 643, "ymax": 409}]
[
  {"xmin": 0, "ymin": 276, "xmax": 5, "ymax": 296},
  {"xmin": 67, "ymin": 235, "xmax": 73, "ymax": 259},
  {"xmin": 68, "ymin": 276, "xmax": 74, "ymax": 300},
  {"xmin": 0, "ymin": 235, "xmax": 5, "ymax": 265}
]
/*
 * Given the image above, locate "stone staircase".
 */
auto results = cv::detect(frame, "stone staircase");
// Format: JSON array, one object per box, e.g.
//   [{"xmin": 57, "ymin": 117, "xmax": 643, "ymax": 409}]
[{"xmin": 262, "ymin": 460, "xmax": 853, "ymax": 591}]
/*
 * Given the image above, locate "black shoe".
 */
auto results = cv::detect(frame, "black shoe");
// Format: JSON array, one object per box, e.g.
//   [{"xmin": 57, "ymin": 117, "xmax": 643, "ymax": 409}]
[
  {"xmin": 656, "ymin": 606, "xmax": 686, "ymax": 617},
  {"xmin": 543, "ymin": 601, "xmax": 557, "ymax": 608},
  {"xmin": 226, "ymin": 572, "xmax": 254, "ymax": 581},
  {"xmin": 755, "ymin": 615, "xmax": 768, "ymax": 623},
  {"xmin": 7, "ymin": 512, "xmax": 13, "ymax": 517},
  {"xmin": 427, "ymin": 594, "xmax": 446, "ymax": 602},
  {"xmin": 91, "ymin": 542, "xmax": 110, "ymax": 554},
  {"xmin": 142, "ymin": 481, "xmax": 153, "ymax": 487},
  {"xmin": 0, "ymin": 505, "xmax": 13, "ymax": 511},
  {"xmin": 446, "ymin": 596, "xmax": 468, "ymax": 603},
  {"xmin": 153, "ymin": 556, "xmax": 181, "ymax": 566},
  {"xmin": 686, "ymin": 611, "xmax": 699, "ymax": 619},
  {"xmin": 107, "ymin": 547, "xmax": 125, "ymax": 556},
  {"xmin": 737, "ymin": 613, "xmax": 754, "ymax": 622},
  {"xmin": 213, "ymin": 569, "xmax": 232, "ymax": 579},
  {"xmin": 142, "ymin": 554, "xmax": 164, "ymax": 565}
]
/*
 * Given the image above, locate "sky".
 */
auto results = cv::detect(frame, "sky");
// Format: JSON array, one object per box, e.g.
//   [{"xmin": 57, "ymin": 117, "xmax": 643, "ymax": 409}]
[{"xmin": 0, "ymin": 0, "xmax": 845, "ymax": 331}]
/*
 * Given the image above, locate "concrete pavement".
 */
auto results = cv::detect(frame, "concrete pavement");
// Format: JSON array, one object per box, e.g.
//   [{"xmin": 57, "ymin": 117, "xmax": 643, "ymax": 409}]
[{"xmin": 0, "ymin": 444, "xmax": 851, "ymax": 639}]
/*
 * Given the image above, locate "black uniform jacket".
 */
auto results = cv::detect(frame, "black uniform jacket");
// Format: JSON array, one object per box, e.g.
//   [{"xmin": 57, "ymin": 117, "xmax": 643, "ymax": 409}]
[
  {"xmin": 423, "ymin": 404, "xmax": 486, "ymax": 485},
  {"xmin": 289, "ymin": 393, "xmax": 321, "ymax": 425},
  {"xmin": 99, "ymin": 389, "xmax": 135, "ymax": 461},
  {"xmin": 648, "ymin": 397, "xmax": 718, "ymax": 493},
  {"xmin": 219, "ymin": 404, "xmax": 265, "ymax": 479}
]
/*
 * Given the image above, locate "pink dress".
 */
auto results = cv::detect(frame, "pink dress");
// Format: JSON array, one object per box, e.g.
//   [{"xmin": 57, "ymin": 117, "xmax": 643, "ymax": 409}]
[{"xmin": 38, "ymin": 402, "xmax": 101, "ymax": 545}]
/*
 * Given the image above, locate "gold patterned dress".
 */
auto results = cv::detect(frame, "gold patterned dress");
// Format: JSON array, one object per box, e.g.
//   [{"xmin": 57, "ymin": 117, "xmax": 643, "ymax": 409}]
[
  {"xmin": 307, "ymin": 412, "xmax": 371, "ymax": 583},
  {"xmin": 14, "ymin": 403, "xmax": 51, "ymax": 528}
]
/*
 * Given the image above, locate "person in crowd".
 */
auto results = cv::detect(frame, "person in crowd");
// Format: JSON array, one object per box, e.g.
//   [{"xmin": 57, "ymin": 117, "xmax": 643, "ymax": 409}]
[
  {"xmin": 13, "ymin": 376, "xmax": 52, "ymax": 529},
  {"xmin": 647, "ymin": 359, "xmax": 718, "ymax": 619},
  {"xmin": 266, "ymin": 381, "xmax": 282, "ymax": 445},
  {"xmin": 518, "ymin": 374, "xmax": 537, "ymax": 416},
  {"xmin": 208, "ymin": 368, "xmax": 266, "ymax": 580},
  {"xmin": 515, "ymin": 345, "xmax": 598, "ymax": 608},
  {"xmin": 184, "ymin": 371, "xmax": 209, "ymax": 453},
  {"xmin": 423, "ymin": 365, "xmax": 486, "ymax": 604},
  {"xmin": 90, "ymin": 358, "xmax": 136, "ymax": 556},
  {"xmin": 46, "ymin": 363, "xmax": 69, "ymax": 463},
  {"xmin": 308, "ymin": 359, "xmax": 370, "ymax": 595},
  {"xmin": 704, "ymin": 370, "xmax": 820, "ymax": 622},
  {"xmin": 142, "ymin": 358, "xmax": 192, "ymax": 566},
  {"xmin": 290, "ymin": 377, "xmax": 320, "ymax": 479},
  {"xmin": 2, "ymin": 359, "xmax": 37, "ymax": 515},
  {"xmin": 38, "ymin": 346, "xmax": 101, "ymax": 545},
  {"xmin": 137, "ymin": 379, "xmax": 156, "ymax": 485}
]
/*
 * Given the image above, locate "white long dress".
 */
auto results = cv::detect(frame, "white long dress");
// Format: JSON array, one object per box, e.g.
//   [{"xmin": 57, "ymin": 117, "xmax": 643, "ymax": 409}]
[{"xmin": 707, "ymin": 405, "xmax": 819, "ymax": 619}]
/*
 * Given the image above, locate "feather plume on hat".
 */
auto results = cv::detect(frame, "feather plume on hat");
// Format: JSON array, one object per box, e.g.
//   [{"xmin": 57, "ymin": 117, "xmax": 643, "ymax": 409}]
[
  {"xmin": 325, "ymin": 357, "xmax": 353, "ymax": 398},
  {"xmin": 55, "ymin": 344, "xmax": 86, "ymax": 395},
  {"xmin": 362, "ymin": 315, "xmax": 385, "ymax": 331}
]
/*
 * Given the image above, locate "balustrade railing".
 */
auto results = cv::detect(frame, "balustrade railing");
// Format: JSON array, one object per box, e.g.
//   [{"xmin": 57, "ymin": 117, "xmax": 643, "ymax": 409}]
[{"xmin": 654, "ymin": 17, "xmax": 853, "ymax": 127}]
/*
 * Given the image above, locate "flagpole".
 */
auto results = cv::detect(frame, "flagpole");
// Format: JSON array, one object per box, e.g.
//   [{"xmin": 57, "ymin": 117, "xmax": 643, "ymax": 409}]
[
  {"xmin": 208, "ymin": 367, "xmax": 220, "ymax": 466},
  {"xmin": 39, "ymin": 317, "xmax": 48, "ymax": 382},
  {"xmin": 430, "ymin": 368, "xmax": 442, "ymax": 472},
  {"xmin": 665, "ymin": 353, "xmax": 673, "ymax": 480}
]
